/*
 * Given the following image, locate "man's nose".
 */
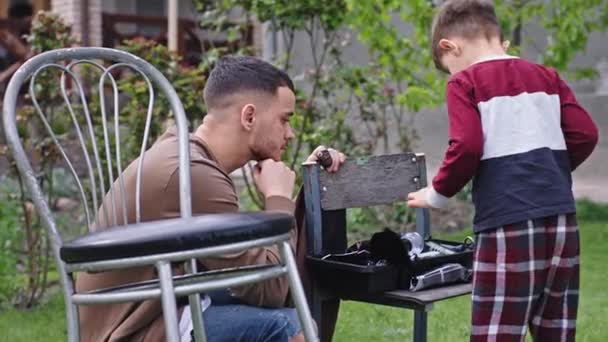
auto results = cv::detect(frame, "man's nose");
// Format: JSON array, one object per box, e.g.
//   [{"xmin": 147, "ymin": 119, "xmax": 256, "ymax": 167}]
[{"xmin": 286, "ymin": 124, "xmax": 295, "ymax": 140}]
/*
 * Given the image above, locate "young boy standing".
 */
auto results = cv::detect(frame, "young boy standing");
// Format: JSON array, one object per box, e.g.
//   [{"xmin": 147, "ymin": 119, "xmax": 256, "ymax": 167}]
[{"xmin": 407, "ymin": 1, "xmax": 599, "ymax": 341}]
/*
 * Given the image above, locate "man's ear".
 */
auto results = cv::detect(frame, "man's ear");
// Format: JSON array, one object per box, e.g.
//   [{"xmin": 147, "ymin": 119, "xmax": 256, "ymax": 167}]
[
  {"xmin": 439, "ymin": 38, "xmax": 460, "ymax": 56},
  {"xmin": 240, "ymin": 103, "xmax": 256, "ymax": 131}
]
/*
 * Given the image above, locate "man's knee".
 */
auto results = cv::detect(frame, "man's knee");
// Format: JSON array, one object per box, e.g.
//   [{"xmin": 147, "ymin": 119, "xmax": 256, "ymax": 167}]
[{"xmin": 264, "ymin": 310, "xmax": 301, "ymax": 341}]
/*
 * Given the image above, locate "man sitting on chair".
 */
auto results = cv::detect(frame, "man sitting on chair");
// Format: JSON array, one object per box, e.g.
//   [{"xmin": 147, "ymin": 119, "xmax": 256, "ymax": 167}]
[{"xmin": 76, "ymin": 56, "xmax": 345, "ymax": 341}]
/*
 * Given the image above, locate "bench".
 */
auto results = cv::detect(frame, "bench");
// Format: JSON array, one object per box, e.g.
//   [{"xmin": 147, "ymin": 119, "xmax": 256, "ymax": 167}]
[{"xmin": 302, "ymin": 152, "xmax": 472, "ymax": 341}]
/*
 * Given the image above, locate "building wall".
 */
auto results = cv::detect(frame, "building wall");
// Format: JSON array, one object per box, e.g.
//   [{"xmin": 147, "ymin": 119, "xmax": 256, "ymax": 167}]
[
  {"xmin": 101, "ymin": 0, "xmax": 198, "ymax": 20},
  {"xmin": 98, "ymin": 0, "xmax": 264, "ymax": 56},
  {"xmin": 51, "ymin": 0, "xmax": 101, "ymax": 46}
]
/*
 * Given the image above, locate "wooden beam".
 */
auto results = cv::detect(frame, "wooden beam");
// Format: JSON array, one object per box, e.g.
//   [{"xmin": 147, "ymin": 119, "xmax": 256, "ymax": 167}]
[{"xmin": 167, "ymin": 0, "xmax": 178, "ymax": 52}]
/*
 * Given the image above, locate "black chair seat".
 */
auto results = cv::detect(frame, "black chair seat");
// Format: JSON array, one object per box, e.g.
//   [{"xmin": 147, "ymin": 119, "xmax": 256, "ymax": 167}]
[{"xmin": 60, "ymin": 212, "xmax": 294, "ymax": 263}]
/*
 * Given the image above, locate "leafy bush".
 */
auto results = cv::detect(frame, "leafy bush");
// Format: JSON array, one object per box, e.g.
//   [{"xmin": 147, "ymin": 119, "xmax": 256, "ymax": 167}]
[
  {"xmin": 108, "ymin": 38, "xmax": 207, "ymax": 170},
  {"xmin": 0, "ymin": 178, "xmax": 25, "ymax": 306},
  {"xmin": 0, "ymin": 11, "xmax": 75, "ymax": 308}
]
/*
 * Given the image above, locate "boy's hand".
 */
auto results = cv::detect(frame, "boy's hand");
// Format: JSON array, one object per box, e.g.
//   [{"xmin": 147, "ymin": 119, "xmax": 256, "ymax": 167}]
[{"xmin": 407, "ymin": 188, "xmax": 431, "ymax": 208}]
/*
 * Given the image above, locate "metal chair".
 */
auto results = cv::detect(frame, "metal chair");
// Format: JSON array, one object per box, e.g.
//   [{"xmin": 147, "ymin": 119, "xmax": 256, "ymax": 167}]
[{"xmin": 2, "ymin": 47, "xmax": 317, "ymax": 342}]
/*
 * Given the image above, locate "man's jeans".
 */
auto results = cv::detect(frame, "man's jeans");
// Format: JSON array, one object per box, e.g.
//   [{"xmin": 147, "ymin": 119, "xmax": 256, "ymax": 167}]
[{"xmin": 201, "ymin": 290, "xmax": 301, "ymax": 342}]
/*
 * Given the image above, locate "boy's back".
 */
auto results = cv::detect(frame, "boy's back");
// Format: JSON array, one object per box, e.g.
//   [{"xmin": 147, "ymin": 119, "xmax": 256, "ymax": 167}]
[
  {"xmin": 443, "ymin": 57, "xmax": 595, "ymax": 231},
  {"xmin": 406, "ymin": 1, "xmax": 599, "ymax": 341}
]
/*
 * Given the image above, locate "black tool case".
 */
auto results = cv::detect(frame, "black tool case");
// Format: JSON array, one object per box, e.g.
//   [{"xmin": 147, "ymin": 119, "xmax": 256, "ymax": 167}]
[{"xmin": 307, "ymin": 238, "xmax": 473, "ymax": 295}]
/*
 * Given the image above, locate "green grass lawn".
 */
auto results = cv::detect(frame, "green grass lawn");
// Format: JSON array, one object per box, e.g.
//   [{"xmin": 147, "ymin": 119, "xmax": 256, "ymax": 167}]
[
  {"xmin": 0, "ymin": 292, "xmax": 67, "ymax": 341},
  {"xmin": 1, "ymin": 205, "xmax": 607, "ymax": 341}
]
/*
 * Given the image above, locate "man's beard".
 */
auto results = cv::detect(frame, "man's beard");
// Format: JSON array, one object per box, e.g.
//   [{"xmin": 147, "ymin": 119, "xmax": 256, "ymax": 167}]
[
  {"xmin": 251, "ymin": 141, "xmax": 281, "ymax": 161},
  {"xmin": 251, "ymin": 148, "xmax": 270, "ymax": 161}
]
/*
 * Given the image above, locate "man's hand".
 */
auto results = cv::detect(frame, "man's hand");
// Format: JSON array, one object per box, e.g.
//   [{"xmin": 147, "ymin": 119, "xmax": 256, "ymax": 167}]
[
  {"xmin": 305, "ymin": 145, "xmax": 346, "ymax": 173},
  {"xmin": 407, "ymin": 187, "xmax": 431, "ymax": 208},
  {"xmin": 253, "ymin": 159, "xmax": 296, "ymax": 199}
]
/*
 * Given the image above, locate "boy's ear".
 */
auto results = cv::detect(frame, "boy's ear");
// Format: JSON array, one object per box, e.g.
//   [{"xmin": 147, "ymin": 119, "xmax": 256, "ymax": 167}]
[
  {"xmin": 502, "ymin": 39, "xmax": 511, "ymax": 52},
  {"xmin": 438, "ymin": 38, "xmax": 460, "ymax": 55}
]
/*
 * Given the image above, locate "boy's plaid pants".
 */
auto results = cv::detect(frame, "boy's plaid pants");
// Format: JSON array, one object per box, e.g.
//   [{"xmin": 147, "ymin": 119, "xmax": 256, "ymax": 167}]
[{"xmin": 471, "ymin": 214, "xmax": 579, "ymax": 342}]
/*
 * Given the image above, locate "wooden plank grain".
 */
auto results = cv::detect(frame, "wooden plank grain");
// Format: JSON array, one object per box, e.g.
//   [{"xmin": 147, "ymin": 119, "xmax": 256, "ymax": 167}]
[{"xmin": 318, "ymin": 153, "xmax": 423, "ymax": 210}]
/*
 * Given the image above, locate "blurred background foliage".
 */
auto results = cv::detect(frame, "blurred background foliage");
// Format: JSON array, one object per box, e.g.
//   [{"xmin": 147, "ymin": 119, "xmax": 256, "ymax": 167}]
[{"xmin": 0, "ymin": 0, "xmax": 606, "ymax": 308}]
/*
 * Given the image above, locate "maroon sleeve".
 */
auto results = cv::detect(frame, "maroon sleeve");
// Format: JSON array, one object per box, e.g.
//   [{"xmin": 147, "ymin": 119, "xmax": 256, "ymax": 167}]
[
  {"xmin": 557, "ymin": 74, "xmax": 599, "ymax": 170},
  {"xmin": 430, "ymin": 79, "xmax": 483, "ymax": 204}
]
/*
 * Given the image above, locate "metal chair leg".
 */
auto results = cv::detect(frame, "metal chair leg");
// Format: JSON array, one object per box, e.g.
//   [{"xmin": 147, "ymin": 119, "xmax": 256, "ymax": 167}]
[
  {"xmin": 65, "ymin": 300, "xmax": 80, "ymax": 342},
  {"xmin": 413, "ymin": 310, "xmax": 427, "ymax": 342},
  {"xmin": 186, "ymin": 259, "xmax": 207, "ymax": 342},
  {"xmin": 278, "ymin": 240, "xmax": 319, "ymax": 342},
  {"xmin": 64, "ymin": 275, "xmax": 80, "ymax": 342},
  {"xmin": 310, "ymin": 283, "xmax": 324, "ymax": 339},
  {"xmin": 157, "ymin": 261, "xmax": 180, "ymax": 342}
]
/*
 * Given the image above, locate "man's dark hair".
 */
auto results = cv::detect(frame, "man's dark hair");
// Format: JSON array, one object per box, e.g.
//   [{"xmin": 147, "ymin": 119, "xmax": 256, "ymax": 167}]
[
  {"xmin": 203, "ymin": 56, "xmax": 295, "ymax": 110},
  {"xmin": 431, "ymin": 0, "xmax": 501, "ymax": 72}
]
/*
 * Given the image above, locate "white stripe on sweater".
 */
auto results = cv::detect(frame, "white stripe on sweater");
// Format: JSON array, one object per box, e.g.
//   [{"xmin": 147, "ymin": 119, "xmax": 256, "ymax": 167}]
[{"xmin": 478, "ymin": 91, "xmax": 566, "ymax": 160}]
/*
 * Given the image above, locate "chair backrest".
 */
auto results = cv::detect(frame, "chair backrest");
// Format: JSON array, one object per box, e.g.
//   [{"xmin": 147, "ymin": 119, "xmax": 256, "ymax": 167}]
[
  {"xmin": 302, "ymin": 152, "xmax": 430, "ymax": 256},
  {"xmin": 2, "ymin": 47, "xmax": 193, "ymax": 265}
]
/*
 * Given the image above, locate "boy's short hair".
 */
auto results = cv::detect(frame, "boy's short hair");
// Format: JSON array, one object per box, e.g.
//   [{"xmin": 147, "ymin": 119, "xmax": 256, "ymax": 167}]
[
  {"xmin": 203, "ymin": 56, "xmax": 294, "ymax": 110},
  {"xmin": 431, "ymin": 0, "xmax": 502, "ymax": 72}
]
